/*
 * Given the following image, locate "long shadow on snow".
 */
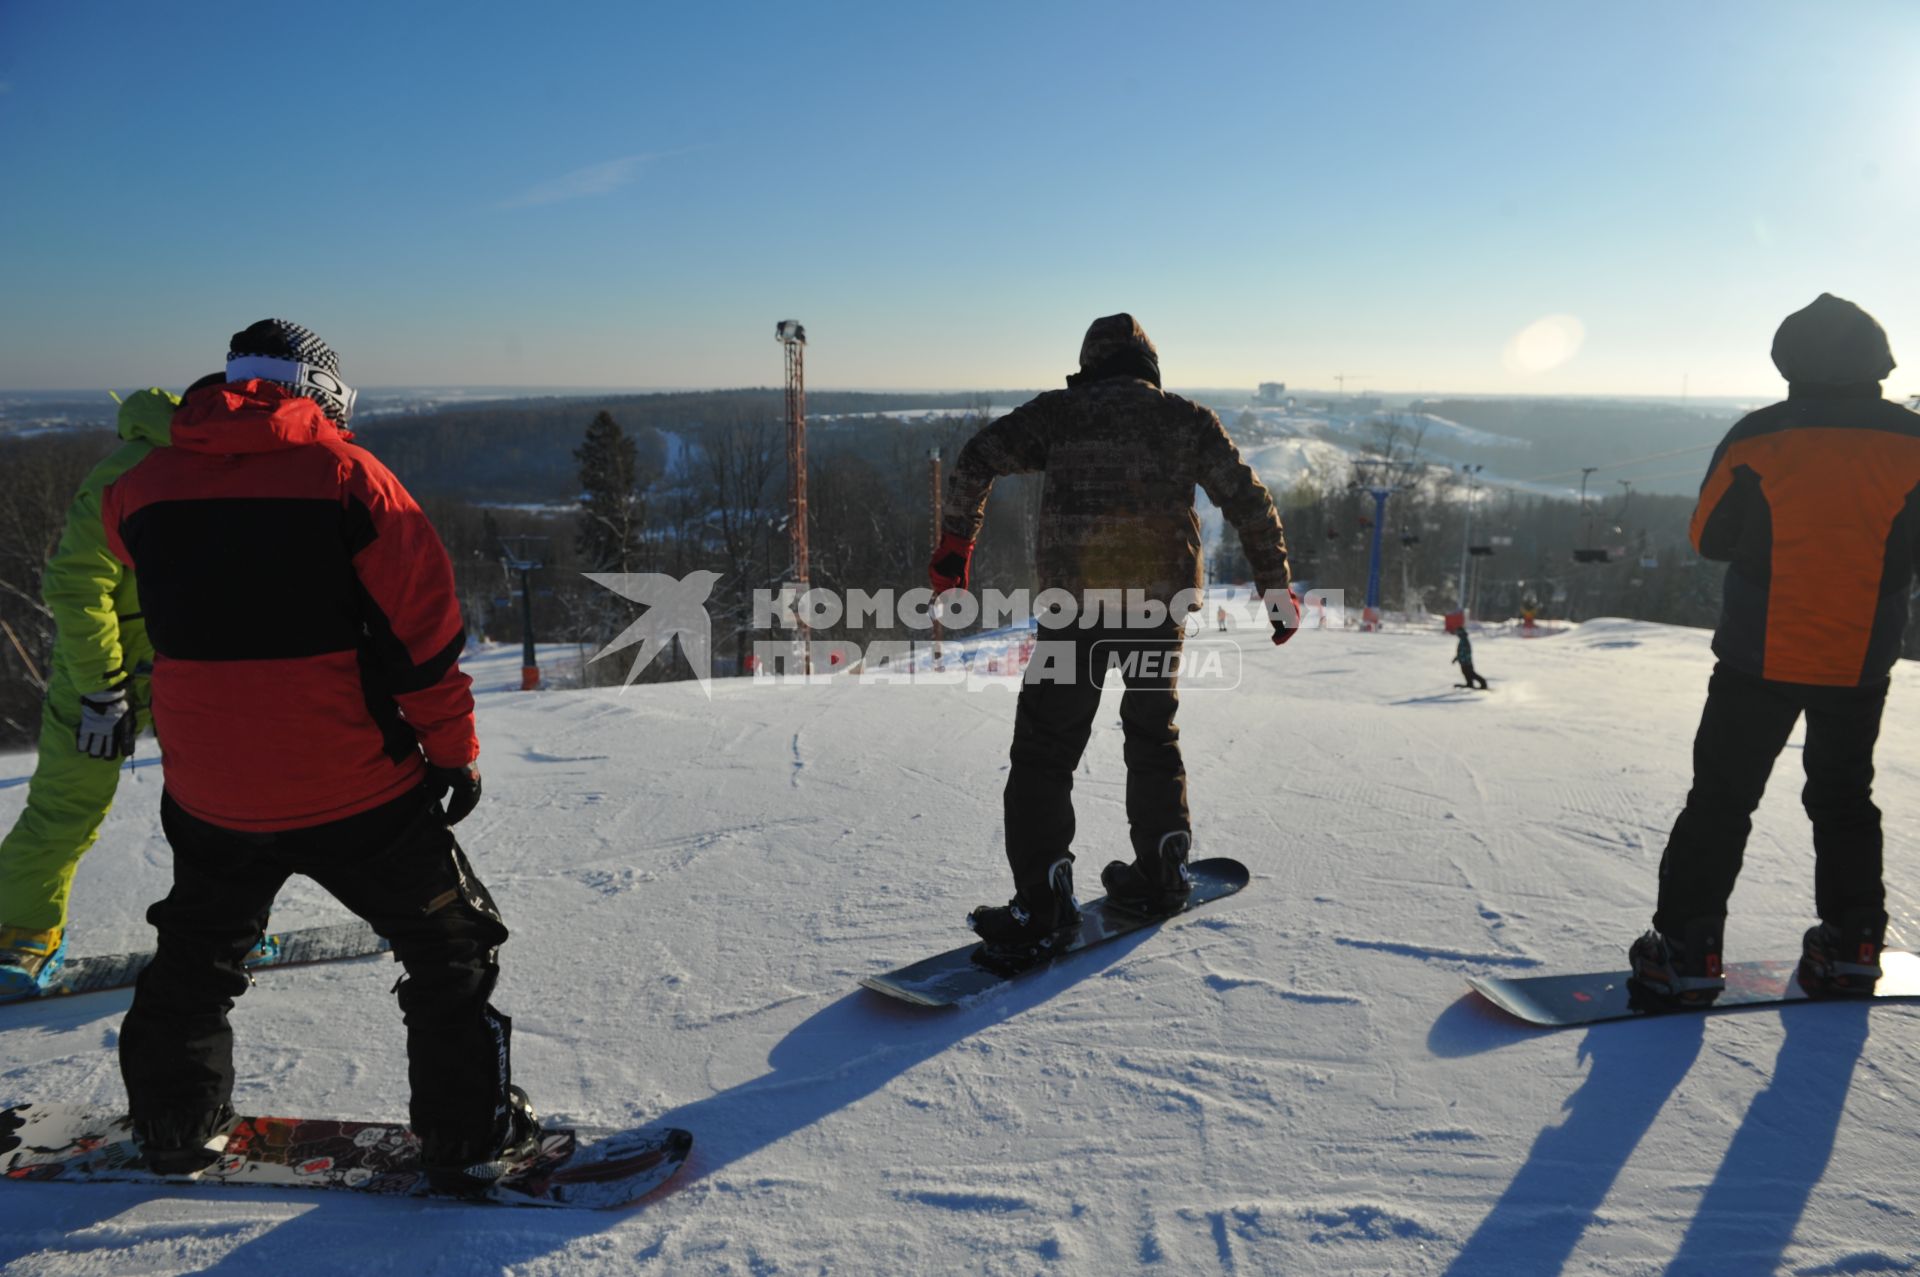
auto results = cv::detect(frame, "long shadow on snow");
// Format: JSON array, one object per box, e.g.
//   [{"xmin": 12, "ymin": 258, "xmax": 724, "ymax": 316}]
[
  {"xmin": 1389, "ymin": 690, "xmax": 1480, "ymax": 707},
  {"xmin": 646, "ymin": 925, "xmax": 1157, "ymax": 1190},
  {"xmin": 159, "ymin": 927, "xmax": 1154, "ymax": 1273},
  {"xmin": 1663, "ymin": 1002, "xmax": 1870, "ymax": 1277},
  {"xmin": 1442, "ymin": 1011, "xmax": 1707, "ymax": 1275}
]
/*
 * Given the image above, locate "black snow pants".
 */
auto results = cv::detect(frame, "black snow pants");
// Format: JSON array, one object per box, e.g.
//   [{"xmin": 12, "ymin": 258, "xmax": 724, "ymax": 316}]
[
  {"xmin": 1003, "ymin": 623, "xmax": 1189, "ymax": 891},
  {"xmin": 119, "ymin": 784, "xmax": 513, "ymax": 1153},
  {"xmin": 1654, "ymin": 663, "xmax": 1887, "ymax": 934},
  {"xmin": 1459, "ymin": 662, "xmax": 1489, "ymax": 690}
]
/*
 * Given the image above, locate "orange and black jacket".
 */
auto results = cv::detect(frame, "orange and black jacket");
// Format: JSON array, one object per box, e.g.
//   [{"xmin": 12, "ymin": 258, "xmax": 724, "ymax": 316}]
[
  {"xmin": 103, "ymin": 381, "xmax": 476, "ymax": 831},
  {"xmin": 1692, "ymin": 388, "xmax": 1920, "ymax": 687}
]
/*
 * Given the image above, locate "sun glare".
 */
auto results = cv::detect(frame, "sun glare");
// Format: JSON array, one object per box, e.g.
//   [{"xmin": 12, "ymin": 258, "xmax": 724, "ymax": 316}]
[{"xmin": 1502, "ymin": 314, "xmax": 1586, "ymax": 376}]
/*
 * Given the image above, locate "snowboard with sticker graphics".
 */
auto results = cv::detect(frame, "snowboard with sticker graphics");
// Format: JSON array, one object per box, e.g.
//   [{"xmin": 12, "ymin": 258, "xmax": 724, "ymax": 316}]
[
  {"xmin": 862, "ymin": 857, "xmax": 1249, "ymax": 1007},
  {"xmin": 0, "ymin": 1102, "xmax": 691, "ymax": 1210},
  {"xmin": 12, "ymin": 920, "xmax": 392, "ymax": 1004},
  {"xmin": 1468, "ymin": 949, "xmax": 1920, "ymax": 1027}
]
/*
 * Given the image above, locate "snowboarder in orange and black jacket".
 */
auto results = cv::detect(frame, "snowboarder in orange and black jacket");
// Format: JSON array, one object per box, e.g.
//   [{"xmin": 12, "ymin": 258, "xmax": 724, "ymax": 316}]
[{"xmin": 1632, "ymin": 294, "xmax": 1920, "ymax": 1008}]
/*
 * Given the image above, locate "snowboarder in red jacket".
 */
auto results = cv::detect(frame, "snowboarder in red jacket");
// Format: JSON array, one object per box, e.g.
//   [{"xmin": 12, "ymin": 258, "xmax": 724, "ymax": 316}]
[{"xmin": 102, "ymin": 320, "xmax": 534, "ymax": 1194}]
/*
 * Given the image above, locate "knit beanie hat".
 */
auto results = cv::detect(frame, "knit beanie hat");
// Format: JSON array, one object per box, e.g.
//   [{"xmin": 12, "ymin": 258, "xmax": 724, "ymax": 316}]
[{"xmin": 227, "ymin": 318, "xmax": 355, "ymax": 423}]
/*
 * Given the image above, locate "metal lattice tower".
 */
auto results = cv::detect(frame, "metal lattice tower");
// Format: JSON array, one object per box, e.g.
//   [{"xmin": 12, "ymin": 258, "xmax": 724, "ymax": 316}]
[{"xmin": 776, "ymin": 320, "xmax": 811, "ymax": 670}]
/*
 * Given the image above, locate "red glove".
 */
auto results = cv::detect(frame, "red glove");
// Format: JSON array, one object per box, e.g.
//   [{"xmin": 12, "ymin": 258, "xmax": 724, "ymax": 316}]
[
  {"xmin": 1268, "ymin": 588, "xmax": 1301, "ymax": 646},
  {"xmin": 929, "ymin": 531, "xmax": 975, "ymax": 594}
]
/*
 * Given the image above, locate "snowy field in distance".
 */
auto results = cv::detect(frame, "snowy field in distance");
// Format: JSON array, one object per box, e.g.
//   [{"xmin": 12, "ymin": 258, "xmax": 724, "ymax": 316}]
[{"xmin": 3, "ymin": 616, "xmax": 1920, "ymax": 1275}]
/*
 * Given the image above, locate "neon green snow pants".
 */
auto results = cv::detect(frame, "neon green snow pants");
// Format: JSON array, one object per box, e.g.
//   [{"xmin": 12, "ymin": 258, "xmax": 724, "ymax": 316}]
[{"xmin": 0, "ymin": 668, "xmax": 150, "ymax": 934}]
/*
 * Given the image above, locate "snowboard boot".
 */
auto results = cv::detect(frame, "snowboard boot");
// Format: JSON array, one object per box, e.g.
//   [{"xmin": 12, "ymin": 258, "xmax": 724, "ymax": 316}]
[
  {"xmin": 0, "ymin": 925, "xmax": 66, "ymax": 1003},
  {"xmin": 968, "ymin": 858, "xmax": 1081, "ymax": 966},
  {"xmin": 133, "ymin": 1102, "xmax": 238, "ymax": 1177},
  {"xmin": 1627, "ymin": 916, "xmax": 1725, "ymax": 1008},
  {"xmin": 420, "ymin": 1086, "xmax": 541, "ymax": 1198},
  {"xmin": 1101, "ymin": 831, "xmax": 1194, "ymax": 915},
  {"xmin": 1798, "ymin": 905, "xmax": 1887, "ymax": 998}
]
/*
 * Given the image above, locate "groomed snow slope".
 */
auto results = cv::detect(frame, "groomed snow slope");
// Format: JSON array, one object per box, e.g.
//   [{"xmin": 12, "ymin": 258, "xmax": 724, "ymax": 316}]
[{"xmin": 4, "ymin": 619, "xmax": 1920, "ymax": 1276}]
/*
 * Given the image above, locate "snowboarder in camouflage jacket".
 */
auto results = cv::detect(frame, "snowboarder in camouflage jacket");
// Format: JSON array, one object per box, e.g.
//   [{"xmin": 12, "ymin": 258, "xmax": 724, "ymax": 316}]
[{"xmin": 930, "ymin": 314, "xmax": 1296, "ymax": 956}]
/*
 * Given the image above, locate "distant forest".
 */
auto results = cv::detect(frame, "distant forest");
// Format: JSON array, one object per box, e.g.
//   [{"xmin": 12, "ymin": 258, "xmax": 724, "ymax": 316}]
[
  {"xmin": 353, "ymin": 390, "xmax": 1035, "ymax": 502},
  {"xmin": 2, "ymin": 386, "xmax": 1914, "ymax": 745}
]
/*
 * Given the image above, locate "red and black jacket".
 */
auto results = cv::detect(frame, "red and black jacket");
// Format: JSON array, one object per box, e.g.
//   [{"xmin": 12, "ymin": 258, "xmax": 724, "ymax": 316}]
[
  {"xmin": 103, "ymin": 382, "xmax": 476, "ymax": 831},
  {"xmin": 1692, "ymin": 388, "xmax": 1920, "ymax": 687}
]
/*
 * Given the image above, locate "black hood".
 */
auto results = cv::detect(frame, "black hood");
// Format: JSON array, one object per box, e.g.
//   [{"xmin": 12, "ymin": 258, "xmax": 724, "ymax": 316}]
[{"xmin": 1772, "ymin": 293, "xmax": 1895, "ymax": 387}]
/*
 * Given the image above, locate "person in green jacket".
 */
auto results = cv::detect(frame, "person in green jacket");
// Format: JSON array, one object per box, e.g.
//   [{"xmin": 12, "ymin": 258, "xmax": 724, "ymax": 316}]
[{"xmin": 0, "ymin": 388, "xmax": 180, "ymax": 998}]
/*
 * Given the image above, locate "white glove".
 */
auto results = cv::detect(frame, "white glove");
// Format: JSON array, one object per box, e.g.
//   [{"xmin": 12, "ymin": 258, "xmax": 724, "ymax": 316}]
[{"xmin": 76, "ymin": 683, "xmax": 136, "ymax": 760}]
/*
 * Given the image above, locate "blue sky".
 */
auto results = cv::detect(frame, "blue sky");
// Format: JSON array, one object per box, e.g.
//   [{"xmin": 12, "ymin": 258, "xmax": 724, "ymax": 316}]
[{"xmin": 2, "ymin": 1, "xmax": 1915, "ymax": 397}]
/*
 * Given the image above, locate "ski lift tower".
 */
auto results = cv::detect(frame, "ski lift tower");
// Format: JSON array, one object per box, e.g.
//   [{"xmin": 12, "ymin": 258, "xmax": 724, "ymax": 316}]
[
  {"xmin": 1351, "ymin": 459, "xmax": 1419, "ymax": 631},
  {"xmin": 776, "ymin": 320, "xmax": 812, "ymax": 673},
  {"xmin": 1457, "ymin": 464, "xmax": 1484, "ymax": 618},
  {"xmin": 499, "ymin": 534, "xmax": 548, "ymax": 691}
]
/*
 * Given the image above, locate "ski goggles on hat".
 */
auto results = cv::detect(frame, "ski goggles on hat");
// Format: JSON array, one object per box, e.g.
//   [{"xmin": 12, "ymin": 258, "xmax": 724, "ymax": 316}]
[{"xmin": 225, "ymin": 354, "xmax": 358, "ymax": 422}]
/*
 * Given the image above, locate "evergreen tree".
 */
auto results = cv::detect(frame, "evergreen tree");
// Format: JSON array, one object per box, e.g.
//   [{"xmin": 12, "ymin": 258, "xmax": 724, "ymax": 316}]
[{"xmin": 574, "ymin": 411, "xmax": 644, "ymax": 574}]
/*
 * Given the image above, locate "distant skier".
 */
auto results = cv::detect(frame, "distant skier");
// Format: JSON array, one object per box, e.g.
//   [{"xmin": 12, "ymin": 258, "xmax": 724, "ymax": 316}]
[
  {"xmin": 101, "ymin": 320, "xmax": 535, "ymax": 1195},
  {"xmin": 1629, "ymin": 294, "xmax": 1920, "ymax": 1007},
  {"xmin": 1451, "ymin": 626, "xmax": 1489, "ymax": 690},
  {"xmin": 930, "ymin": 314, "xmax": 1296, "ymax": 958},
  {"xmin": 0, "ymin": 388, "xmax": 181, "ymax": 998},
  {"xmin": 1216, "ymin": 604, "xmax": 1229, "ymax": 632}
]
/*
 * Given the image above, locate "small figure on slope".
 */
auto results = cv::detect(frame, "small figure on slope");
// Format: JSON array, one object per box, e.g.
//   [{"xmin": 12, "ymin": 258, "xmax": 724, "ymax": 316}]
[
  {"xmin": 1450, "ymin": 626, "xmax": 1489, "ymax": 690},
  {"xmin": 1629, "ymin": 294, "xmax": 1920, "ymax": 1008},
  {"xmin": 101, "ymin": 320, "xmax": 535, "ymax": 1196},
  {"xmin": 930, "ymin": 314, "xmax": 1295, "ymax": 962}
]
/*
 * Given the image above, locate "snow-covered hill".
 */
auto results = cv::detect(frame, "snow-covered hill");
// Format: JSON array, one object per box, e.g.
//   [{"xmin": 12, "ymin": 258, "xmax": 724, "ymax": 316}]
[{"xmin": 4, "ymin": 619, "xmax": 1920, "ymax": 1275}]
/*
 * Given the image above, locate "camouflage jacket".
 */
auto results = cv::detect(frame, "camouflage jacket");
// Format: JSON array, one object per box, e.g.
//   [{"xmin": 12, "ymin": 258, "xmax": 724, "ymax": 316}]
[{"xmin": 942, "ymin": 376, "xmax": 1291, "ymax": 606}]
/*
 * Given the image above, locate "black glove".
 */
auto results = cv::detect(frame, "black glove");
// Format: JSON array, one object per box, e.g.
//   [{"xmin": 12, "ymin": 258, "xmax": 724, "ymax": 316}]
[
  {"xmin": 76, "ymin": 681, "xmax": 137, "ymax": 760},
  {"xmin": 428, "ymin": 763, "xmax": 483, "ymax": 826}
]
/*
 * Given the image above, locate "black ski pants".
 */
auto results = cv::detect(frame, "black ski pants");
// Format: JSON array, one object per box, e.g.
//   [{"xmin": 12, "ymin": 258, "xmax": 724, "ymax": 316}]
[
  {"xmin": 1460, "ymin": 662, "xmax": 1489, "ymax": 690},
  {"xmin": 119, "ymin": 784, "xmax": 513, "ymax": 1153},
  {"xmin": 1654, "ymin": 663, "xmax": 1887, "ymax": 934},
  {"xmin": 1003, "ymin": 623, "xmax": 1188, "ymax": 891}
]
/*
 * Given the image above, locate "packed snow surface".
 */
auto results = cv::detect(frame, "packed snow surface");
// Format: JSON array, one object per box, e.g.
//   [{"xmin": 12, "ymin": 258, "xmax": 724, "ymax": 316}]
[{"xmin": 4, "ymin": 617, "xmax": 1920, "ymax": 1275}]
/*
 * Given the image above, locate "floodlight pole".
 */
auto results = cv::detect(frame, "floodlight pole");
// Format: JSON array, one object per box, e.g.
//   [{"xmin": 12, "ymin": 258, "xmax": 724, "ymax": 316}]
[
  {"xmin": 929, "ymin": 447, "xmax": 943, "ymax": 667},
  {"xmin": 776, "ymin": 320, "xmax": 811, "ymax": 673}
]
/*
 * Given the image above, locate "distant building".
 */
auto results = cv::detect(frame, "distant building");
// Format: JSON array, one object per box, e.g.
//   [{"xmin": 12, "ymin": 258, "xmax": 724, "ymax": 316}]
[{"xmin": 1257, "ymin": 382, "xmax": 1287, "ymax": 404}]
